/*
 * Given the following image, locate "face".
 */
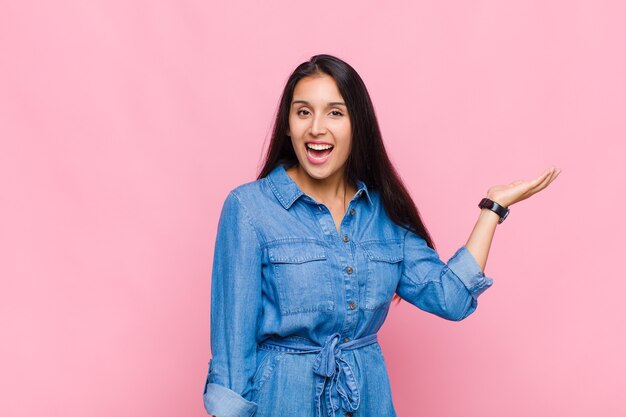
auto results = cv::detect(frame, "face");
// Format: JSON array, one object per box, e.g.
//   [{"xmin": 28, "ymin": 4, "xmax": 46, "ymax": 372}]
[{"xmin": 287, "ymin": 73, "xmax": 352, "ymax": 182}]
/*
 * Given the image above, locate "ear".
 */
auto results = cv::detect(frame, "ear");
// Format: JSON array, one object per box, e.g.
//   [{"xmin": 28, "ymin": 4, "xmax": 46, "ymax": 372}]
[{"xmin": 286, "ymin": 128, "xmax": 290, "ymax": 137}]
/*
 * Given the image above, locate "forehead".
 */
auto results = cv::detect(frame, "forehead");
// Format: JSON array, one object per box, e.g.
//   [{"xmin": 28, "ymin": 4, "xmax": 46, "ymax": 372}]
[{"xmin": 291, "ymin": 74, "xmax": 345, "ymax": 105}]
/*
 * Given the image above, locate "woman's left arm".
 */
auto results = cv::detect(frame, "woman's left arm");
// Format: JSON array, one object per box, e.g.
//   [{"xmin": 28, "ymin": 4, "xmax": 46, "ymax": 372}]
[{"xmin": 465, "ymin": 166, "xmax": 562, "ymax": 272}]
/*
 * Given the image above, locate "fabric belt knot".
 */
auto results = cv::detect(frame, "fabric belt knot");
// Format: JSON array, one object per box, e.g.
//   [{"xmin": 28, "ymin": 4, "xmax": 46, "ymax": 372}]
[
  {"xmin": 258, "ymin": 332, "xmax": 378, "ymax": 417},
  {"xmin": 312, "ymin": 332, "xmax": 358, "ymax": 417}
]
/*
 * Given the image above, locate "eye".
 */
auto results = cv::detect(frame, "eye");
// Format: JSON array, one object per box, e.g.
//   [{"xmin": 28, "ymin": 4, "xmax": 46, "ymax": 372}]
[
  {"xmin": 296, "ymin": 109, "xmax": 310, "ymax": 116},
  {"xmin": 330, "ymin": 110, "xmax": 343, "ymax": 117}
]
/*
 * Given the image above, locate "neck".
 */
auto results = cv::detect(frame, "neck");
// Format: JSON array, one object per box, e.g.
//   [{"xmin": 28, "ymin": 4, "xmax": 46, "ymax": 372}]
[{"xmin": 288, "ymin": 164, "xmax": 355, "ymax": 206}]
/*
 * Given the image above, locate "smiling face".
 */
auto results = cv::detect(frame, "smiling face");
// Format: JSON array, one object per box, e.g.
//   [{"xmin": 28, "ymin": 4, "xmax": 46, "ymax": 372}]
[{"xmin": 287, "ymin": 73, "xmax": 352, "ymax": 182}]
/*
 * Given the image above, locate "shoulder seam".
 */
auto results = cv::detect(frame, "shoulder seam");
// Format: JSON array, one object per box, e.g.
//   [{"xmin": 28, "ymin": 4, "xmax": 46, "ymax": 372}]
[{"xmin": 229, "ymin": 189, "xmax": 263, "ymax": 249}]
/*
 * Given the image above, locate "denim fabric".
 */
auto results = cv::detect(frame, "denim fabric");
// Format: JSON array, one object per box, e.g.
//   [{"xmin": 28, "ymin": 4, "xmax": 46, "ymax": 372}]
[{"xmin": 203, "ymin": 164, "xmax": 494, "ymax": 417}]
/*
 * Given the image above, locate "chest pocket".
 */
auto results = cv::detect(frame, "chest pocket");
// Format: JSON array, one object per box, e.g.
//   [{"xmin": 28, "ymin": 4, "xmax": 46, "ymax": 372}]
[
  {"xmin": 361, "ymin": 240, "xmax": 404, "ymax": 310},
  {"xmin": 267, "ymin": 240, "xmax": 335, "ymax": 315}
]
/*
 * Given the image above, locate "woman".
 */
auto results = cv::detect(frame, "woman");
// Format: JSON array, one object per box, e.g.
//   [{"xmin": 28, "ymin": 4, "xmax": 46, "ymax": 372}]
[{"xmin": 202, "ymin": 54, "xmax": 560, "ymax": 417}]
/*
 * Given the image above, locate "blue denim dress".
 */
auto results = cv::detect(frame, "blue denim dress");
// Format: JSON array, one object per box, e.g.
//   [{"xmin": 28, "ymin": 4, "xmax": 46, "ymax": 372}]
[{"xmin": 202, "ymin": 164, "xmax": 494, "ymax": 417}]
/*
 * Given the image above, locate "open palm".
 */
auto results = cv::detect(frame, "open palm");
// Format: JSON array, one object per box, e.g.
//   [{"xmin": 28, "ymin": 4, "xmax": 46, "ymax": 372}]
[{"xmin": 487, "ymin": 166, "xmax": 561, "ymax": 208}]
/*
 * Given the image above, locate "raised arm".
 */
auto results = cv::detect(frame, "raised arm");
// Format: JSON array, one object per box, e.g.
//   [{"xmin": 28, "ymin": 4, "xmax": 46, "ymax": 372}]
[
  {"xmin": 465, "ymin": 166, "xmax": 561, "ymax": 271},
  {"xmin": 397, "ymin": 229, "xmax": 494, "ymax": 321},
  {"xmin": 396, "ymin": 166, "xmax": 561, "ymax": 321}
]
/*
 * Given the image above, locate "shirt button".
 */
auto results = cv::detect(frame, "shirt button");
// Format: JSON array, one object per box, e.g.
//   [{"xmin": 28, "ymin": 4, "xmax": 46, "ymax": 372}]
[
  {"xmin": 346, "ymin": 266, "xmax": 353, "ymax": 274},
  {"xmin": 342, "ymin": 235, "xmax": 350, "ymax": 242},
  {"xmin": 343, "ymin": 337, "xmax": 350, "ymax": 343},
  {"xmin": 348, "ymin": 301, "xmax": 357, "ymax": 310},
  {"xmin": 349, "ymin": 208, "xmax": 355, "ymax": 216}
]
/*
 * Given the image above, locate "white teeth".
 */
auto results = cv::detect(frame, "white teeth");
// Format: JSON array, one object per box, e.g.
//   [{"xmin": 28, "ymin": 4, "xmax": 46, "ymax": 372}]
[
  {"xmin": 306, "ymin": 143, "xmax": 333, "ymax": 150},
  {"xmin": 307, "ymin": 147, "xmax": 331, "ymax": 160}
]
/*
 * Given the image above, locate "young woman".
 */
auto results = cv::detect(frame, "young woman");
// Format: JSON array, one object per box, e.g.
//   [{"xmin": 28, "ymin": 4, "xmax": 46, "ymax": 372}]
[{"xmin": 202, "ymin": 54, "xmax": 560, "ymax": 417}]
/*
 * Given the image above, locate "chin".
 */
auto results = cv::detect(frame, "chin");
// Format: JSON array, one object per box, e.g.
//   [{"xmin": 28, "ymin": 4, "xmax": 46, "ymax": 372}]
[
  {"xmin": 303, "ymin": 166, "xmax": 330, "ymax": 180},
  {"xmin": 306, "ymin": 165, "xmax": 345, "ymax": 182}
]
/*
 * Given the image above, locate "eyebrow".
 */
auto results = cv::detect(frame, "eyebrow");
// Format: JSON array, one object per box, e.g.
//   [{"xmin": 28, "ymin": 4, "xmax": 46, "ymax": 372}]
[{"xmin": 291, "ymin": 100, "xmax": 346, "ymax": 107}]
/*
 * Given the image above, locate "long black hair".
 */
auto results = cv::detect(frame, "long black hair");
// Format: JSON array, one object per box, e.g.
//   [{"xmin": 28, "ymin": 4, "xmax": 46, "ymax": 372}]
[{"xmin": 257, "ymin": 54, "xmax": 436, "ymax": 304}]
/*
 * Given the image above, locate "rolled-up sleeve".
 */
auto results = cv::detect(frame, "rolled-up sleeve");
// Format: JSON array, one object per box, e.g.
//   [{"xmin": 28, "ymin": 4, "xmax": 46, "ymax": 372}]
[
  {"xmin": 396, "ymin": 229, "xmax": 494, "ymax": 321},
  {"xmin": 203, "ymin": 190, "xmax": 262, "ymax": 417}
]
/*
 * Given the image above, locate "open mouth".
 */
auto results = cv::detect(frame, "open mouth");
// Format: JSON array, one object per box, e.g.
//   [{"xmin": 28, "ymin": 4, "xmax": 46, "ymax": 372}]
[{"xmin": 305, "ymin": 143, "xmax": 334, "ymax": 160}]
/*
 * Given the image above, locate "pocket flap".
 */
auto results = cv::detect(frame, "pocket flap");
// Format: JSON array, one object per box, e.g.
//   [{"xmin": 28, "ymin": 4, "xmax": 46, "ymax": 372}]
[
  {"xmin": 362, "ymin": 240, "xmax": 403, "ymax": 263},
  {"xmin": 268, "ymin": 241, "xmax": 327, "ymax": 264}
]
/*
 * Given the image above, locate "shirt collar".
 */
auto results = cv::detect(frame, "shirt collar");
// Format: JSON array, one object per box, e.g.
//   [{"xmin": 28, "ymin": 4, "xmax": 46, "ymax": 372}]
[{"xmin": 266, "ymin": 164, "xmax": 373, "ymax": 210}]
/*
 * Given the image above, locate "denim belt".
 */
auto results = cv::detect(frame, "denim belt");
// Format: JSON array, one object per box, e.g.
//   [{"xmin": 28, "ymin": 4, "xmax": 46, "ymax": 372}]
[{"xmin": 258, "ymin": 332, "xmax": 378, "ymax": 417}]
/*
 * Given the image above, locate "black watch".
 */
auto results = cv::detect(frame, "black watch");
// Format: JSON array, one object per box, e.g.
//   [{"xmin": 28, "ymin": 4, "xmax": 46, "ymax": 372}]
[{"xmin": 478, "ymin": 197, "xmax": 509, "ymax": 224}]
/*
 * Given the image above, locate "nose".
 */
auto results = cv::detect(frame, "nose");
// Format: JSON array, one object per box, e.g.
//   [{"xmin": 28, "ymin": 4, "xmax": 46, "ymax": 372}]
[{"xmin": 310, "ymin": 113, "xmax": 327, "ymax": 136}]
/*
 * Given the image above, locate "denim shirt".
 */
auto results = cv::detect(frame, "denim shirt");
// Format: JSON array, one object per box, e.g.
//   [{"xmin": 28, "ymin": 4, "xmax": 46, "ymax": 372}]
[{"xmin": 203, "ymin": 164, "xmax": 494, "ymax": 417}]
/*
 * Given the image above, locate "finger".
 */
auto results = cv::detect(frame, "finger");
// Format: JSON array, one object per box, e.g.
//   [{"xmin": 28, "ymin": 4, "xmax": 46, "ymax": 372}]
[
  {"xmin": 549, "ymin": 168, "xmax": 562, "ymax": 183},
  {"xmin": 527, "ymin": 168, "xmax": 555, "ymax": 194},
  {"xmin": 516, "ymin": 167, "xmax": 559, "ymax": 200},
  {"xmin": 536, "ymin": 167, "xmax": 560, "ymax": 190},
  {"xmin": 538, "ymin": 168, "xmax": 557, "ymax": 187},
  {"xmin": 543, "ymin": 168, "xmax": 561, "ymax": 188},
  {"xmin": 547, "ymin": 167, "xmax": 560, "ymax": 181},
  {"xmin": 530, "ymin": 168, "xmax": 552, "ymax": 186},
  {"xmin": 516, "ymin": 172, "xmax": 547, "ymax": 196},
  {"xmin": 525, "ymin": 175, "xmax": 548, "ymax": 193}
]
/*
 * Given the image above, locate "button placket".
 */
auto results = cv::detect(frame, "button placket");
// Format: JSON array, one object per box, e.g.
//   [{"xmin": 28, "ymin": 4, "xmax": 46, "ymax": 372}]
[
  {"xmin": 313, "ymin": 203, "xmax": 341, "ymax": 238},
  {"xmin": 338, "ymin": 198, "xmax": 361, "ymax": 357}
]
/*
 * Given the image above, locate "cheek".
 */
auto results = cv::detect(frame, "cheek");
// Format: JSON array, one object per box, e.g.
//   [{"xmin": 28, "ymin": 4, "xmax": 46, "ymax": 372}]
[
  {"xmin": 336, "ymin": 141, "xmax": 352, "ymax": 161},
  {"xmin": 290, "ymin": 122, "xmax": 309, "ymax": 139},
  {"xmin": 339, "ymin": 129, "xmax": 352, "ymax": 152},
  {"xmin": 340, "ymin": 123, "xmax": 352, "ymax": 141},
  {"xmin": 291, "ymin": 139, "xmax": 303, "ymax": 154}
]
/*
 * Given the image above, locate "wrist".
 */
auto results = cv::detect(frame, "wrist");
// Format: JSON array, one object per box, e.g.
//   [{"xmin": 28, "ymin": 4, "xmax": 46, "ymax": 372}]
[
  {"xmin": 478, "ymin": 197, "xmax": 510, "ymax": 224},
  {"xmin": 480, "ymin": 207, "xmax": 501, "ymax": 220},
  {"xmin": 486, "ymin": 194, "xmax": 509, "ymax": 208}
]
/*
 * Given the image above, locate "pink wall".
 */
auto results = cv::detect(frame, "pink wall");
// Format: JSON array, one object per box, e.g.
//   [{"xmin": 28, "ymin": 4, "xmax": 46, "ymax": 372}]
[{"xmin": 1, "ymin": 1, "xmax": 624, "ymax": 416}]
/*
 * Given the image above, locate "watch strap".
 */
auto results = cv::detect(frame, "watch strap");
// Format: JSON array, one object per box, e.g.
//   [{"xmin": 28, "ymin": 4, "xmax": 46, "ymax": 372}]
[{"xmin": 478, "ymin": 197, "xmax": 509, "ymax": 224}]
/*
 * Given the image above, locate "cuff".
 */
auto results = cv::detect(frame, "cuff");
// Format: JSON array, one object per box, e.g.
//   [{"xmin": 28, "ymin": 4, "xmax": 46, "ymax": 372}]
[
  {"xmin": 447, "ymin": 245, "xmax": 494, "ymax": 299},
  {"xmin": 203, "ymin": 382, "xmax": 257, "ymax": 417}
]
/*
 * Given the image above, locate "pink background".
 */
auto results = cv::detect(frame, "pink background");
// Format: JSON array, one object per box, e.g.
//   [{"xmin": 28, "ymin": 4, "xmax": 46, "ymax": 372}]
[{"xmin": 1, "ymin": 1, "xmax": 624, "ymax": 416}]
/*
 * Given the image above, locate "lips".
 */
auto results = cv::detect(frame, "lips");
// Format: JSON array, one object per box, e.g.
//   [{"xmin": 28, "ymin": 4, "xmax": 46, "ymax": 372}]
[{"xmin": 305, "ymin": 142, "xmax": 334, "ymax": 164}]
